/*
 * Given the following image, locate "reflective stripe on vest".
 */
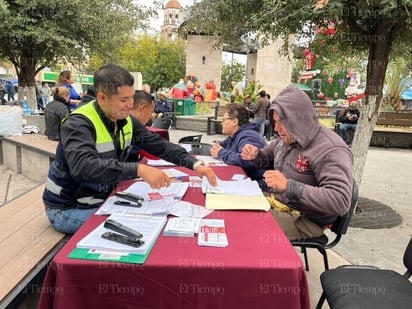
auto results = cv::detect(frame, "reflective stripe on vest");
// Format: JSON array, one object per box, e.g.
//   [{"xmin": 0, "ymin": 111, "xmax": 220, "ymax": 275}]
[{"xmin": 71, "ymin": 101, "xmax": 133, "ymax": 153}]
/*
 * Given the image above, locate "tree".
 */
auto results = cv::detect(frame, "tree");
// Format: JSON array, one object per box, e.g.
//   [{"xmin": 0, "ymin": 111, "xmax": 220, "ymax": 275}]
[
  {"xmin": 0, "ymin": 0, "xmax": 151, "ymax": 109},
  {"xmin": 114, "ymin": 34, "xmax": 186, "ymax": 93},
  {"xmin": 220, "ymin": 60, "xmax": 245, "ymax": 94},
  {"xmin": 184, "ymin": 0, "xmax": 412, "ymax": 185}
]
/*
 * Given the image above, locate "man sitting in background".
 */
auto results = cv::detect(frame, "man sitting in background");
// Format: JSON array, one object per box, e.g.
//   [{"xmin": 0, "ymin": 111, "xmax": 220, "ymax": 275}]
[
  {"xmin": 152, "ymin": 92, "xmax": 171, "ymax": 121},
  {"xmin": 131, "ymin": 90, "xmax": 155, "ymax": 126},
  {"xmin": 339, "ymin": 101, "xmax": 360, "ymax": 145}
]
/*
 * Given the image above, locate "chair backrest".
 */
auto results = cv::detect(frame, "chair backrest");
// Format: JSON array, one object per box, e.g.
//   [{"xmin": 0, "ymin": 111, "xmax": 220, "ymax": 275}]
[
  {"xmin": 178, "ymin": 134, "xmax": 203, "ymax": 144},
  {"xmin": 403, "ymin": 238, "xmax": 412, "ymax": 277},
  {"xmin": 214, "ymin": 105, "xmax": 226, "ymax": 119},
  {"xmin": 182, "ymin": 142, "xmax": 213, "ymax": 156},
  {"xmin": 168, "ymin": 100, "xmax": 174, "ymax": 112},
  {"xmin": 330, "ymin": 181, "xmax": 359, "ymax": 236},
  {"xmin": 152, "ymin": 118, "xmax": 173, "ymax": 130}
]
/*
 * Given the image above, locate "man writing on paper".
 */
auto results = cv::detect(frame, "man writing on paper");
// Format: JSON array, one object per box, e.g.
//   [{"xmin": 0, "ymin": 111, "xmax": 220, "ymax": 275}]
[
  {"xmin": 241, "ymin": 84, "xmax": 353, "ymax": 240},
  {"xmin": 43, "ymin": 64, "xmax": 216, "ymax": 234}
]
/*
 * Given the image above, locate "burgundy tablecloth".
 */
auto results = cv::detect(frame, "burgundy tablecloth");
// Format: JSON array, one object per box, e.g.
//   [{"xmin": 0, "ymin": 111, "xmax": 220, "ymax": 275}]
[{"xmin": 38, "ymin": 166, "xmax": 310, "ymax": 309}]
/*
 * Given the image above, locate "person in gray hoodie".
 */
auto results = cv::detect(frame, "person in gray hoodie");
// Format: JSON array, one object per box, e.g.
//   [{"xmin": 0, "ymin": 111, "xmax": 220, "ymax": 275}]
[{"xmin": 241, "ymin": 84, "xmax": 353, "ymax": 240}]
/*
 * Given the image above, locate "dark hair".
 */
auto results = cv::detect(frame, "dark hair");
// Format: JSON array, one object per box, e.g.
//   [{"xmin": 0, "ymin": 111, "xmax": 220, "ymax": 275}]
[
  {"xmin": 225, "ymin": 103, "xmax": 250, "ymax": 126},
  {"xmin": 259, "ymin": 90, "xmax": 266, "ymax": 97},
  {"xmin": 57, "ymin": 70, "xmax": 71, "ymax": 86},
  {"xmin": 94, "ymin": 64, "xmax": 134, "ymax": 97},
  {"xmin": 133, "ymin": 90, "xmax": 154, "ymax": 108}
]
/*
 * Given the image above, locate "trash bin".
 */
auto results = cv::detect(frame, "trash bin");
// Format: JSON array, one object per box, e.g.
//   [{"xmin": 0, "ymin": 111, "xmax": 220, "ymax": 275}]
[{"xmin": 171, "ymin": 98, "xmax": 196, "ymax": 116}]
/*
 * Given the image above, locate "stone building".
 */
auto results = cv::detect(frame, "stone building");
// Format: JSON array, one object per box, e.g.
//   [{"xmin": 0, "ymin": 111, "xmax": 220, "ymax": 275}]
[
  {"xmin": 161, "ymin": 0, "xmax": 182, "ymax": 40},
  {"xmin": 161, "ymin": 0, "xmax": 292, "ymax": 96}
]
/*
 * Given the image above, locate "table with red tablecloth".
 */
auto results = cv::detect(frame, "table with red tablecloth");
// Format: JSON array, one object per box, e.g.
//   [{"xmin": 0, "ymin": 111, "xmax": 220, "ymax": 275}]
[{"xmin": 38, "ymin": 165, "xmax": 310, "ymax": 309}]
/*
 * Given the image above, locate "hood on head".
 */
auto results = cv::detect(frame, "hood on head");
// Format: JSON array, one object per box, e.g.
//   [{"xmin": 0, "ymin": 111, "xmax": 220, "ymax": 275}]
[{"xmin": 268, "ymin": 84, "xmax": 320, "ymax": 147}]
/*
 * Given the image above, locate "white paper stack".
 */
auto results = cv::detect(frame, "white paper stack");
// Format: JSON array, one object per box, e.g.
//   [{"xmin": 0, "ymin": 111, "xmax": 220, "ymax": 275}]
[
  {"xmin": 163, "ymin": 217, "xmax": 201, "ymax": 237},
  {"xmin": 197, "ymin": 219, "xmax": 228, "ymax": 247}
]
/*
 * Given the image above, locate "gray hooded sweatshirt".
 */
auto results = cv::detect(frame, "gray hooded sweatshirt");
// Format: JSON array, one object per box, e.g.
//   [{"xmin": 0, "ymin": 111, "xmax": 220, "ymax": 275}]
[{"xmin": 254, "ymin": 84, "xmax": 353, "ymax": 226}]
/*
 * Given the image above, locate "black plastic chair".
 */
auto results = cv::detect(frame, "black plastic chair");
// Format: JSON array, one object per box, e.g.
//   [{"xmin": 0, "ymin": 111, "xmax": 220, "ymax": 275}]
[
  {"xmin": 178, "ymin": 134, "xmax": 203, "ymax": 144},
  {"xmin": 291, "ymin": 181, "xmax": 359, "ymax": 271},
  {"xmin": 181, "ymin": 142, "xmax": 212, "ymax": 156},
  {"xmin": 316, "ymin": 238, "xmax": 412, "ymax": 309},
  {"xmin": 151, "ymin": 118, "xmax": 173, "ymax": 130}
]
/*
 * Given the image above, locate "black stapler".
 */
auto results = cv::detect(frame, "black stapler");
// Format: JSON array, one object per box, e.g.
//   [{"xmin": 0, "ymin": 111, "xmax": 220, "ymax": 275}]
[
  {"xmin": 115, "ymin": 191, "xmax": 144, "ymax": 207},
  {"xmin": 101, "ymin": 218, "xmax": 144, "ymax": 248}
]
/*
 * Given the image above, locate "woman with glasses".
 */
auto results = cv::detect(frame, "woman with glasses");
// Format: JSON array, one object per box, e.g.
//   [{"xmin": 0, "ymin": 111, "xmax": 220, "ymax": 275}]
[{"xmin": 211, "ymin": 103, "xmax": 268, "ymax": 191}]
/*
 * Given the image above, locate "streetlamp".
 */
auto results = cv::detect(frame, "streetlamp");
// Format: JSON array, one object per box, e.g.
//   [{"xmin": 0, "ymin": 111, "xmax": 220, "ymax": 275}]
[{"xmin": 242, "ymin": 33, "xmax": 254, "ymax": 89}]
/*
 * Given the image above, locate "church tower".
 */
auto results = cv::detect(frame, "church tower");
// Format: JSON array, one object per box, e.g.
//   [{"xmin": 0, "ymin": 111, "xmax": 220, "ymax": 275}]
[{"xmin": 161, "ymin": 0, "xmax": 182, "ymax": 40}]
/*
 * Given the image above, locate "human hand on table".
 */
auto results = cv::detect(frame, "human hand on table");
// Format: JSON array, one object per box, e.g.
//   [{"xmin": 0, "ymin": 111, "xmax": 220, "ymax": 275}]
[
  {"xmin": 241, "ymin": 143, "xmax": 259, "ymax": 160},
  {"xmin": 137, "ymin": 164, "xmax": 171, "ymax": 189},
  {"xmin": 263, "ymin": 170, "xmax": 288, "ymax": 192},
  {"xmin": 210, "ymin": 142, "xmax": 223, "ymax": 158},
  {"xmin": 195, "ymin": 165, "xmax": 217, "ymax": 186}
]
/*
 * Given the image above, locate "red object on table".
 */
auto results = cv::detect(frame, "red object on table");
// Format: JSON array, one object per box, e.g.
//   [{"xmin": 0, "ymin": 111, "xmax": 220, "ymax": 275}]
[
  {"xmin": 38, "ymin": 166, "xmax": 310, "ymax": 309},
  {"xmin": 147, "ymin": 126, "xmax": 169, "ymax": 141},
  {"xmin": 137, "ymin": 127, "xmax": 170, "ymax": 160}
]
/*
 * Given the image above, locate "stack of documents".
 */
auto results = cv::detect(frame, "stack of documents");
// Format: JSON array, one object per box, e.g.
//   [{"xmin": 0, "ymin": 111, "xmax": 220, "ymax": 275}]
[
  {"xmin": 163, "ymin": 217, "xmax": 201, "ymax": 237},
  {"xmin": 194, "ymin": 155, "xmax": 227, "ymax": 166},
  {"xmin": 202, "ymin": 177, "xmax": 270, "ymax": 211},
  {"xmin": 198, "ymin": 219, "xmax": 228, "ymax": 247},
  {"xmin": 163, "ymin": 217, "xmax": 229, "ymax": 247}
]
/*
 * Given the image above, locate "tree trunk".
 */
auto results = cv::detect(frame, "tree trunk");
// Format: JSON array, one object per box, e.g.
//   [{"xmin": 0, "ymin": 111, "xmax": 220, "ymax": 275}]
[
  {"xmin": 351, "ymin": 95, "xmax": 378, "ymax": 185},
  {"xmin": 16, "ymin": 62, "xmax": 38, "ymax": 111},
  {"xmin": 351, "ymin": 24, "xmax": 394, "ymax": 186}
]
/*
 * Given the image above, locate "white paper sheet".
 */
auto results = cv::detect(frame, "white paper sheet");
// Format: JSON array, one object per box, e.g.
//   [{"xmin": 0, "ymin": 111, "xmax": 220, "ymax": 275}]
[{"xmin": 77, "ymin": 214, "xmax": 167, "ymax": 254}]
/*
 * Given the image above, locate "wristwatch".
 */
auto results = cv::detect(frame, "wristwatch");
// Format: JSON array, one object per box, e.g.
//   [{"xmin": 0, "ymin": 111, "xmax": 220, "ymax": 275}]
[{"xmin": 193, "ymin": 160, "xmax": 205, "ymax": 170}]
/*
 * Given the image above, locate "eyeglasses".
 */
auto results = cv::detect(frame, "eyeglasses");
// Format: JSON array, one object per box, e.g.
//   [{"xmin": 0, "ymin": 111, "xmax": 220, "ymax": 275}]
[{"xmin": 222, "ymin": 117, "xmax": 234, "ymax": 122}]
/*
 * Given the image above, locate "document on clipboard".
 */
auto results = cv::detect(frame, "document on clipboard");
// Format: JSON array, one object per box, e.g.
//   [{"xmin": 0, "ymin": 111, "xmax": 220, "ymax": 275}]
[
  {"xmin": 76, "ymin": 214, "xmax": 167, "ymax": 255},
  {"xmin": 201, "ymin": 177, "xmax": 270, "ymax": 212}
]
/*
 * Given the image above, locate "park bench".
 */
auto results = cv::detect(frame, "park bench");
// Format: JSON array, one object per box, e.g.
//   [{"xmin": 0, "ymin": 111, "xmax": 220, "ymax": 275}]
[
  {"xmin": 206, "ymin": 104, "xmax": 226, "ymax": 135},
  {"xmin": 0, "ymin": 184, "xmax": 67, "ymax": 308},
  {"xmin": 334, "ymin": 111, "xmax": 412, "ymax": 148}
]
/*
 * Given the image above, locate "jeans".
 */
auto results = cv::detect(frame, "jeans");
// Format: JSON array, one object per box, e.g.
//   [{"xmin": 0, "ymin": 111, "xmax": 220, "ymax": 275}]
[
  {"xmin": 46, "ymin": 207, "xmax": 96, "ymax": 234},
  {"xmin": 37, "ymin": 97, "xmax": 45, "ymax": 110},
  {"xmin": 42, "ymin": 96, "xmax": 50, "ymax": 105},
  {"xmin": 340, "ymin": 123, "xmax": 357, "ymax": 143}
]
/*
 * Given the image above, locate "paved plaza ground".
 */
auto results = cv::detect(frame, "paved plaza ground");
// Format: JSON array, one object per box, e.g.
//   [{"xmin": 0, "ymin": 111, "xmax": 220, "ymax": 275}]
[{"xmin": 1, "ymin": 128, "xmax": 411, "ymax": 308}]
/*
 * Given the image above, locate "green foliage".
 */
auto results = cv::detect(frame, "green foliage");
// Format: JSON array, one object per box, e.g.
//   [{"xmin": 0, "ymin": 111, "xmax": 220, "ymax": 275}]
[
  {"xmin": 383, "ymin": 58, "xmax": 411, "ymax": 111},
  {"xmin": 243, "ymin": 81, "xmax": 263, "ymax": 103},
  {"xmin": 109, "ymin": 34, "xmax": 186, "ymax": 93},
  {"xmin": 316, "ymin": 71, "xmax": 350, "ymax": 100},
  {"xmin": 221, "ymin": 61, "xmax": 245, "ymax": 94},
  {"xmin": 0, "ymin": 0, "xmax": 152, "ymax": 86},
  {"xmin": 186, "ymin": 0, "xmax": 412, "ymax": 98}
]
